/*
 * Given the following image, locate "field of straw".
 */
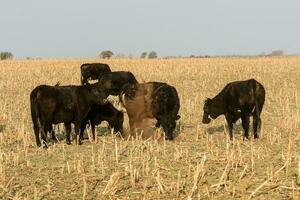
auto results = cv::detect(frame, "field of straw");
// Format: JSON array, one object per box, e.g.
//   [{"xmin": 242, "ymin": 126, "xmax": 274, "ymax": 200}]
[{"xmin": 0, "ymin": 57, "xmax": 299, "ymax": 199}]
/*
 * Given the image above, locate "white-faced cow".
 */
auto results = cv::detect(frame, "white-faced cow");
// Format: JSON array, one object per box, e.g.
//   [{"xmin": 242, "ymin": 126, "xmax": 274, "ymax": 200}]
[{"xmin": 202, "ymin": 79, "xmax": 265, "ymax": 140}]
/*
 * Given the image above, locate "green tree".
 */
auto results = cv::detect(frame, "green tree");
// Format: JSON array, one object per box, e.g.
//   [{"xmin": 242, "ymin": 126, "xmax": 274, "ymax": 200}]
[
  {"xmin": 140, "ymin": 52, "xmax": 147, "ymax": 58},
  {"xmin": 0, "ymin": 52, "xmax": 13, "ymax": 60},
  {"xmin": 148, "ymin": 51, "xmax": 157, "ymax": 59},
  {"xmin": 99, "ymin": 50, "xmax": 114, "ymax": 59}
]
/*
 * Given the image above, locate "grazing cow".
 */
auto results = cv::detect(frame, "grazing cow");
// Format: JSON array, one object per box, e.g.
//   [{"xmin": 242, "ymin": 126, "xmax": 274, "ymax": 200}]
[
  {"xmin": 30, "ymin": 83, "xmax": 107, "ymax": 147},
  {"xmin": 202, "ymin": 79, "xmax": 265, "ymax": 140},
  {"xmin": 120, "ymin": 82, "xmax": 180, "ymax": 140},
  {"xmin": 98, "ymin": 71, "xmax": 138, "ymax": 97},
  {"xmin": 79, "ymin": 102, "xmax": 124, "ymax": 141},
  {"xmin": 81, "ymin": 63, "xmax": 111, "ymax": 85}
]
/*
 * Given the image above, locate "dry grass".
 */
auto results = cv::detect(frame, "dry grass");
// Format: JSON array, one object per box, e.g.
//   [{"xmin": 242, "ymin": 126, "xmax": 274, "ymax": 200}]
[{"xmin": 0, "ymin": 57, "xmax": 299, "ymax": 199}]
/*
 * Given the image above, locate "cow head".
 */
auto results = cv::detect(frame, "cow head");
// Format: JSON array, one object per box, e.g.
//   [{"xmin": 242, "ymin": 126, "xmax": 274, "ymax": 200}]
[
  {"xmin": 119, "ymin": 83, "xmax": 137, "ymax": 104},
  {"xmin": 98, "ymin": 75, "xmax": 112, "ymax": 95},
  {"xmin": 92, "ymin": 82, "xmax": 109, "ymax": 105},
  {"xmin": 161, "ymin": 115, "xmax": 180, "ymax": 140},
  {"xmin": 202, "ymin": 98, "xmax": 221, "ymax": 124}
]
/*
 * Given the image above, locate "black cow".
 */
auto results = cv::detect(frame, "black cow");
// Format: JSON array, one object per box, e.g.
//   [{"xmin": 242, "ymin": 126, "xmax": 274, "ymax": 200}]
[
  {"xmin": 30, "ymin": 83, "xmax": 107, "ymax": 147},
  {"xmin": 98, "ymin": 71, "xmax": 138, "ymax": 97},
  {"xmin": 202, "ymin": 79, "xmax": 265, "ymax": 140},
  {"xmin": 79, "ymin": 102, "xmax": 124, "ymax": 141},
  {"xmin": 81, "ymin": 63, "xmax": 111, "ymax": 85},
  {"xmin": 120, "ymin": 82, "xmax": 180, "ymax": 140}
]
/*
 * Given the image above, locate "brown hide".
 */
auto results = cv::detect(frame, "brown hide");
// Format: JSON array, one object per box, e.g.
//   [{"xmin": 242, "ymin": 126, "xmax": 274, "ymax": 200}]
[{"xmin": 121, "ymin": 83, "xmax": 159, "ymax": 139}]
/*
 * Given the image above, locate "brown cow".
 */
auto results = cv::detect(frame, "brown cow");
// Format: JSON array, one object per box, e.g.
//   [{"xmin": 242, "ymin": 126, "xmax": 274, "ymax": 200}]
[{"xmin": 120, "ymin": 82, "xmax": 180, "ymax": 140}]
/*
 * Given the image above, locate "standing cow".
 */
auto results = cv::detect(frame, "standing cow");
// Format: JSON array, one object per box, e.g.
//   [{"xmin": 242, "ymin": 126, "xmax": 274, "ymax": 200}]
[
  {"xmin": 30, "ymin": 83, "xmax": 107, "ymax": 147},
  {"xmin": 202, "ymin": 79, "xmax": 265, "ymax": 140},
  {"xmin": 120, "ymin": 82, "xmax": 180, "ymax": 140},
  {"xmin": 81, "ymin": 63, "xmax": 111, "ymax": 85},
  {"xmin": 79, "ymin": 102, "xmax": 124, "ymax": 141}
]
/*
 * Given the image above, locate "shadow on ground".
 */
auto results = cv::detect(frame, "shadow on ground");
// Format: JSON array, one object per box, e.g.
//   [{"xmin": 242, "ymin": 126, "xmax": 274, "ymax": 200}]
[
  {"xmin": 52, "ymin": 125, "xmax": 112, "ymax": 142},
  {"xmin": 205, "ymin": 122, "xmax": 256, "ymax": 135}
]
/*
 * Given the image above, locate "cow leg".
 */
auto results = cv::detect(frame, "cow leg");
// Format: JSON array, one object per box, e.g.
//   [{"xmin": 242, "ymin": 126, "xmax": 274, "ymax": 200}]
[
  {"xmin": 225, "ymin": 114, "xmax": 234, "ymax": 140},
  {"xmin": 241, "ymin": 113, "xmax": 250, "ymax": 141},
  {"xmin": 64, "ymin": 123, "xmax": 72, "ymax": 145},
  {"xmin": 253, "ymin": 116, "xmax": 261, "ymax": 139},
  {"xmin": 41, "ymin": 119, "xmax": 52, "ymax": 148},
  {"xmin": 50, "ymin": 125, "xmax": 58, "ymax": 143},
  {"xmin": 33, "ymin": 124, "xmax": 41, "ymax": 147},
  {"xmin": 128, "ymin": 119, "xmax": 137, "ymax": 137},
  {"xmin": 74, "ymin": 121, "xmax": 82, "ymax": 145},
  {"xmin": 40, "ymin": 128, "xmax": 48, "ymax": 148},
  {"xmin": 80, "ymin": 122, "xmax": 86, "ymax": 141},
  {"xmin": 253, "ymin": 110, "xmax": 261, "ymax": 139}
]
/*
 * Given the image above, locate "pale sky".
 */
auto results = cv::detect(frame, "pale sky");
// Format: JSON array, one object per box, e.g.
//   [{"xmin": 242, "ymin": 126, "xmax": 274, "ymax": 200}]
[{"xmin": 0, "ymin": 0, "xmax": 299, "ymax": 58}]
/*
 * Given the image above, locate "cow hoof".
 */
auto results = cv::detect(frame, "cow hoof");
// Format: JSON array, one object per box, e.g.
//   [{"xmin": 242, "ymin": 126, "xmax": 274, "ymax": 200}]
[
  {"xmin": 66, "ymin": 141, "xmax": 71, "ymax": 145},
  {"xmin": 254, "ymin": 135, "xmax": 259, "ymax": 139},
  {"xmin": 165, "ymin": 136, "xmax": 174, "ymax": 140}
]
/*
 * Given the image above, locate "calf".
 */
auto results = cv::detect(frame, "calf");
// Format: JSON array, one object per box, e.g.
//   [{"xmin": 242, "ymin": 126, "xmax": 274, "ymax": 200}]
[
  {"xmin": 79, "ymin": 102, "xmax": 124, "ymax": 140},
  {"xmin": 202, "ymin": 79, "xmax": 265, "ymax": 140},
  {"xmin": 30, "ymin": 83, "xmax": 107, "ymax": 147},
  {"xmin": 81, "ymin": 63, "xmax": 111, "ymax": 85},
  {"xmin": 120, "ymin": 82, "xmax": 180, "ymax": 140}
]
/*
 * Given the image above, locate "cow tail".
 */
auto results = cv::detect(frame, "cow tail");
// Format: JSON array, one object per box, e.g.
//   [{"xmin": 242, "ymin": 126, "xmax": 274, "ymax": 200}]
[
  {"xmin": 30, "ymin": 90, "xmax": 42, "ymax": 137},
  {"xmin": 252, "ymin": 80, "xmax": 261, "ymax": 117}
]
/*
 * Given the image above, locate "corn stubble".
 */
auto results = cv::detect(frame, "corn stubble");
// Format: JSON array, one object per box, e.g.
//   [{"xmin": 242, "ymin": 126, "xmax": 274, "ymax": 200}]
[{"xmin": 0, "ymin": 57, "xmax": 299, "ymax": 199}]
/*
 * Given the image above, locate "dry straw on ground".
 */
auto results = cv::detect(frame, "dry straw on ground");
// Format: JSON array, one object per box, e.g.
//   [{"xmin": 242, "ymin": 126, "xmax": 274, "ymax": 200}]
[{"xmin": 0, "ymin": 57, "xmax": 299, "ymax": 199}]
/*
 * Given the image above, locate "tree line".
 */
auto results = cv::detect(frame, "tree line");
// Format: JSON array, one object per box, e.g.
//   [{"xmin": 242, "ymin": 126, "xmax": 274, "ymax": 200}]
[
  {"xmin": 99, "ymin": 50, "xmax": 158, "ymax": 59},
  {"xmin": 0, "ymin": 50, "xmax": 287, "ymax": 60}
]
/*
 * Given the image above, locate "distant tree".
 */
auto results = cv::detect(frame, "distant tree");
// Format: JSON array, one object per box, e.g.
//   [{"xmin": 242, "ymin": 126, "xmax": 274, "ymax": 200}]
[
  {"xmin": 100, "ymin": 50, "xmax": 114, "ymax": 59},
  {"xmin": 148, "ymin": 51, "xmax": 157, "ymax": 59},
  {"xmin": 0, "ymin": 52, "xmax": 13, "ymax": 60},
  {"xmin": 271, "ymin": 50, "xmax": 284, "ymax": 56},
  {"xmin": 140, "ymin": 52, "xmax": 147, "ymax": 58}
]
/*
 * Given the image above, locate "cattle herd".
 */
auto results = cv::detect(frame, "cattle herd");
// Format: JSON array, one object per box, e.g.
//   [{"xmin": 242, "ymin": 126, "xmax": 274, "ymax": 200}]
[{"xmin": 30, "ymin": 63, "xmax": 265, "ymax": 148}]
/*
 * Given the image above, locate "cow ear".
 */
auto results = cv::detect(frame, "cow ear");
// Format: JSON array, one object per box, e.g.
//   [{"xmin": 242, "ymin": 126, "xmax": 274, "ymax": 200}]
[
  {"xmin": 175, "ymin": 115, "xmax": 181, "ymax": 120},
  {"xmin": 205, "ymin": 98, "xmax": 211, "ymax": 104},
  {"xmin": 54, "ymin": 81, "xmax": 60, "ymax": 87}
]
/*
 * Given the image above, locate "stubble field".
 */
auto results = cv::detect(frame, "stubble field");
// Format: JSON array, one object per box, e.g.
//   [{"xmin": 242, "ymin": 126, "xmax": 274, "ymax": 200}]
[{"xmin": 0, "ymin": 57, "xmax": 299, "ymax": 199}]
